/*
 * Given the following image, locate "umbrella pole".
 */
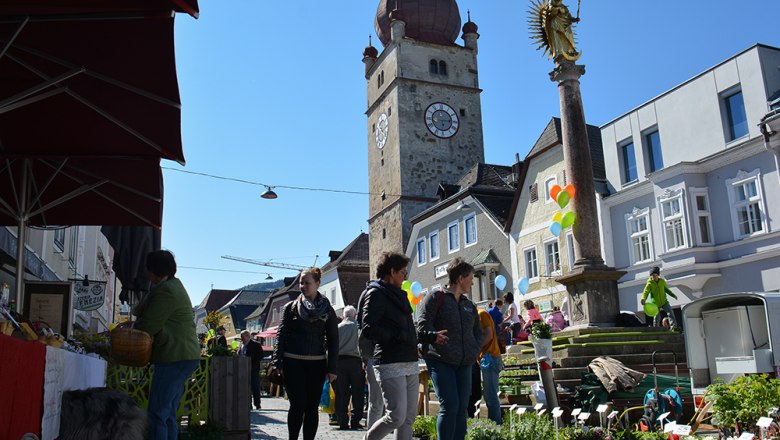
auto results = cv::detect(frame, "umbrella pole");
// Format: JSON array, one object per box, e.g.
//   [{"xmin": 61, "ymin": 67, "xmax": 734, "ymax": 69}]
[
  {"xmin": 14, "ymin": 163, "xmax": 28, "ymax": 312},
  {"xmin": 14, "ymin": 218, "xmax": 26, "ymax": 312}
]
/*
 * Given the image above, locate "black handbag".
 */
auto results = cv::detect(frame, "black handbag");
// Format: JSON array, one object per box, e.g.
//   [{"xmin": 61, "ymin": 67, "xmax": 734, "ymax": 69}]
[{"xmin": 266, "ymin": 362, "xmax": 284, "ymax": 385}]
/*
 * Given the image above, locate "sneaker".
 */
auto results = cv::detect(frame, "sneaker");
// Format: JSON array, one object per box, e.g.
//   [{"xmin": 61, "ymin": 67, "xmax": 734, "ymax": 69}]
[
  {"xmin": 351, "ymin": 423, "xmax": 364, "ymax": 430},
  {"xmin": 328, "ymin": 420, "xmax": 340, "ymax": 426}
]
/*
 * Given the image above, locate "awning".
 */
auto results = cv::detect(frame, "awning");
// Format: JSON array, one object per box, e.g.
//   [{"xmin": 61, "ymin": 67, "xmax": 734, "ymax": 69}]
[{"xmin": 257, "ymin": 327, "xmax": 278, "ymax": 338}]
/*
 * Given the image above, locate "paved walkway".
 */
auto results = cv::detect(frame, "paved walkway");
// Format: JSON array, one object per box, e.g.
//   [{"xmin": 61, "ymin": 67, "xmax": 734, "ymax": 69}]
[{"xmin": 250, "ymin": 396, "xmax": 390, "ymax": 439}]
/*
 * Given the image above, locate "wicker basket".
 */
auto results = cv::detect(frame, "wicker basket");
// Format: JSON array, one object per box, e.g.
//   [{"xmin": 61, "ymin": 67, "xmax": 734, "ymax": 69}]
[{"xmin": 110, "ymin": 328, "xmax": 152, "ymax": 367}]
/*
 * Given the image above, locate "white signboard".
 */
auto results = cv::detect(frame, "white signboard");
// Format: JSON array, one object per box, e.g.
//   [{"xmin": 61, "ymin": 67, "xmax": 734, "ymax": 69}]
[
  {"xmin": 596, "ymin": 404, "xmax": 609, "ymax": 413},
  {"xmin": 571, "ymin": 408, "xmax": 582, "ymax": 417},
  {"xmin": 578, "ymin": 412, "xmax": 591, "ymax": 421},
  {"xmin": 552, "ymin": 408, "xmax": 564, "ymax": 418},
  {"xmin": 738, "ymin": 433, "xmax": 755, "ymax": 440},
  {"xmin": 757, "ymin": 417, "xmax": 773, "ymax": 429},
  {"xmin": 434, "ymin": 262, "xmax": 449, "ymax": 279},
  {"xmin": 673, "ymin": 425, "xmax": 692, "ymax": 435},
  {"xmin": 73, "ymin": 282, "xmax": 105, "ymax": 311},
  {"xmin": 534, "ymin": 403, "xmax": 544, "ymax": 411}
]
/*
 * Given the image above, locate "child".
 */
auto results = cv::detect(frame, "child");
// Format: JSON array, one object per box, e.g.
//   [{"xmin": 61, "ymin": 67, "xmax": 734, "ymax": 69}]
[
  {"xmin": 521, "ymin": 299, "xmax": 544, "ymax": 332},
  {"xmin": 640, "ymin": 266, "xmax": 679, "ymax": 330}
]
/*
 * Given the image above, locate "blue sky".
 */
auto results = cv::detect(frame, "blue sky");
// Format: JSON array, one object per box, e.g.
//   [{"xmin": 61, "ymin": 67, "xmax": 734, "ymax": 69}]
[{"xmin": 164, "ymin": 0, "xmax": 780, "ymax": 304}]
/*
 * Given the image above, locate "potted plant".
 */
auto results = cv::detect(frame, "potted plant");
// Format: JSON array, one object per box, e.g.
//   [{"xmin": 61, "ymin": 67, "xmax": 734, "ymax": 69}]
[
  {"xmin": 530, "ymin": 322, "xmax": 553, "ymax": 360},
  {"xmin": 706, "ymin": 374, "xmax": 780, "ymax": 437}
]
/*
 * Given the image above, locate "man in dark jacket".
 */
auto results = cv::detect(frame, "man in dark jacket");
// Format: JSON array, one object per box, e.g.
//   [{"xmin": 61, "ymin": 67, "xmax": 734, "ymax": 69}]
[
  {"xmin": 335, "ymin": 306, "xmax": 365, "ymax": 429},
  {"xmin": 240, "ymin": 330, "xmax": 265, "ymax": 409}
]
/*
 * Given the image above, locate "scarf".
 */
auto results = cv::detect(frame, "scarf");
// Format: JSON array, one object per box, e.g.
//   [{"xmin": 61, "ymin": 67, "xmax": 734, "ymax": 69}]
[{"xmin": 296, "ymin": 292, "xmax": 331, "ymax": 322}]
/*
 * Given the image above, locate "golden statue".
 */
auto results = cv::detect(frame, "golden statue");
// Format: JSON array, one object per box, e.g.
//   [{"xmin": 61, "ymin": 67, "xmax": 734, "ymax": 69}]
[{"xmin": 529, "ymin": 0, "xmax": 581, "ymax": 62}]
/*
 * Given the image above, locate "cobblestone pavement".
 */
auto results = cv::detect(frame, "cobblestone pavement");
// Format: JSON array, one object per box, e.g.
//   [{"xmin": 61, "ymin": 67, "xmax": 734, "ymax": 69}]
[{"xmin": 250, "ymin": 397, "xmax": 392, "ymax": 439}]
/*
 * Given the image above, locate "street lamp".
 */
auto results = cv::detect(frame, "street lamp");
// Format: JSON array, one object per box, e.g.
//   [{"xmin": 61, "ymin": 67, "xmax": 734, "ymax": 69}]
[{"xmin": 260, "ymin": 186, "xmax": 278, "ymax": 199}]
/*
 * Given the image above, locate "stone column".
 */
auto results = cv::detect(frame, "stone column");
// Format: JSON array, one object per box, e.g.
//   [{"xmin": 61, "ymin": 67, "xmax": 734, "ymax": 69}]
[{"xmin": 551, "ymin": 59, "xmax": 625, "ymax": 328}]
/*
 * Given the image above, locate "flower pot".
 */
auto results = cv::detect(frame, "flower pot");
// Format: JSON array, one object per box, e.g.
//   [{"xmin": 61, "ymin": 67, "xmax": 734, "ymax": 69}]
[{"xmin": 531, "ymin": 337, "xmax": 553, "ymax": 361}]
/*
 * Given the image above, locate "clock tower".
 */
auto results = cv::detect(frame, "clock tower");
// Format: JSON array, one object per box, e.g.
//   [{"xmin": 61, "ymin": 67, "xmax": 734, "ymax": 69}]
[{"xmin": 364, "ymin": 0, "xmax": 485, "ymax": 274}]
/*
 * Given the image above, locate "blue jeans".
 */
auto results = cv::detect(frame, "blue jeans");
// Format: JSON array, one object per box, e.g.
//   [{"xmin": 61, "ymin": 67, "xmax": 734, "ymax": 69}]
[
  {"xmin": 426, "ymin": 358, "xmax": 472, "ymax": 440},
  {"xmin": 480, "ymin": 354, "xmax": 503, "ymax": 425},
  {"xmin": 148, "ymin": 359, "xmax": 199, "ymax": 440}
]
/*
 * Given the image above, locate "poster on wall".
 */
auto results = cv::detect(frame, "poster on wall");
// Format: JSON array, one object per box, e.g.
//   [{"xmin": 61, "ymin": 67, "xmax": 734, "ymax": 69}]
[
  {"xmin": 73, "ymin": 281, "xmax": 105, "ymax": 311},
  {"xmin": 23, "ymin": 282, "xmax": 71, "ymax": 337}
]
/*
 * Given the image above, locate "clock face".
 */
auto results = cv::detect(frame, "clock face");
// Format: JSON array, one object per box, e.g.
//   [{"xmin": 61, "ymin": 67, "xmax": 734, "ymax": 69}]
[
  {"xmin": 425, "ymin": 102, "xmax": 459, "ymax": 138},
  {"xmin": 375, "ymin": 113, "xmax": 389, "ymax": 149}
]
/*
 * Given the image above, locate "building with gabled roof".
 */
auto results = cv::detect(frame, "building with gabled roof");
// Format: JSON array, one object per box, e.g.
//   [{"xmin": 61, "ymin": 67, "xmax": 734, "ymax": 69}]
[
  {"xmin": 406, "ymin": 162, "xmax": 518, "ymax": 310},
  {"xmin": 193, "ymin": 288, "xmax": 239, "ymax": 333},
  {"xmin": 216, "ymin": 289, "xmax": 271, "ymax": 339},
  {"xmin": 320, "ymin": 233, "xmax": 370, "ymax": 312}
]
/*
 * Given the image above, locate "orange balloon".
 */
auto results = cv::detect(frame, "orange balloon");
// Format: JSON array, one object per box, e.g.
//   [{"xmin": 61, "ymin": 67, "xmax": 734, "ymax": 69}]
[
  {"xmin": 549, "ymin": 184, "xmax": 562, "ymax": 201},
  {"xmin": 564, "ymin": 184, "xmax": 576, "ymax": 200}
]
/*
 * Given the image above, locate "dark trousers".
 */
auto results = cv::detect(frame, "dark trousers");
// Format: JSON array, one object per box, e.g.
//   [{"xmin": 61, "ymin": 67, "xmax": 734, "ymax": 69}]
[
  {"xmin": 467, "ymin": 361, "xmax": 481, "ymax": 418},
  {"xmin": 335, "ymin": 356, "xmax": 365, "ymax": 427},
  {"xmin": 250, "ymin": 369, "xmax": 261, "ymax": 408},
  {"xmin": 282, "ymin": 358, "xmax": 327, "ymax": 440}
]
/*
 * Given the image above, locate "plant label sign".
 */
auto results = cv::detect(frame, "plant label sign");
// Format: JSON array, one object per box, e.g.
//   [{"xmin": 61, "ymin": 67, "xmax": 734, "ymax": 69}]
[
  {"xmin": 534, "ymin": 403, "xmax": 544, "ymax": 411},
  {"xmin": 571, "ymin": 408, "xmax": 582, "ymax": 417},
  {"xmin": 552, "ymin": 408, "xmax": 564, "ymax": 418},
  {"xmin": 516, "ymin": 407, "xmax": 527, "ymax": 415},
  {"xmin": 596, "ymin": 404, "xmax": 609, "ymax": 413},
  {"xmin": 657, "ymin": 411, "xmax": 670, "ymax": 422},
  {"xmin": 537, "ymin": 409, "xmax": 546, "ymax": 416},
  {"xmin": 663, "ymin": 422, "xmax": 677, "ymax": 433},
  {"xmin": 738, "ymin": 433, "xmax": 755, "ymax": 440},
  {"xmin": 757, "ymin": 417, "xmax": 773, "ymax": 429},
  {"xmin": 509, "ymin": 404, "xmax": 517, "ymax": 412},
  {"xmin": 673, "ymin": 425, "xmax": 692, "ymax": 435},
  {"xmin": 578, "ymin": 412, "xmax": 590, "ymax": 421},
  {"xmin": 607, "ymin": 410, "xmax": 618, "ymax": 420}
]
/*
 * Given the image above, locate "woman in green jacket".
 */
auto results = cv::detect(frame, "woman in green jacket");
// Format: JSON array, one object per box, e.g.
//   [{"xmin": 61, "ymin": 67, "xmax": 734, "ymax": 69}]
[
  {"xmin": 640, "ymin": 266, "xmax": 679, "ymax": 329},
  {"xmin": 134, "ymin": 250, "xmax": 201, "ymax": 440}
]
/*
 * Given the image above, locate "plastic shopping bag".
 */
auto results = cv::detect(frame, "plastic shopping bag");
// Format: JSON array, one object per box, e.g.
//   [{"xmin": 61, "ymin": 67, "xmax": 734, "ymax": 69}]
[{"xmin": 319, "ymin": 381, "xmax": 336, "ymax": 414}]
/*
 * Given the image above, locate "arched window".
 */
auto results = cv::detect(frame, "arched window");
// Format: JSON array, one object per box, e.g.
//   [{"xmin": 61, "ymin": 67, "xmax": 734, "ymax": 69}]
[
  {"xmin": 439, "ymin": 61, "xmax": 447, "ymax": 76},
  {"xmin": 429, "ymin": 59, "xmax": 438, "ymax": 74}
]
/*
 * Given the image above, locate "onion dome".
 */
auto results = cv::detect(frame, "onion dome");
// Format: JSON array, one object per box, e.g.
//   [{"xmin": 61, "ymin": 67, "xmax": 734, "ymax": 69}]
[
  {"xmin": 375, "ymin": 0, "xmax": 461, "ymax": 47},
  {"xmin": 462, "ymin": 10, "xmax": 478, "ymax": 34},
  {"xmin": 363, "ymin": 36, "xmax": 379, "ymax": 58}
]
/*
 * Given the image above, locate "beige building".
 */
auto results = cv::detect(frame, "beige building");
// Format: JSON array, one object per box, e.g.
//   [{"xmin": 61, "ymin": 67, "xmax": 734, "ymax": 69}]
[{"xmin": 506, "ymin": 118, "xmax": 605, "ymax": 313}]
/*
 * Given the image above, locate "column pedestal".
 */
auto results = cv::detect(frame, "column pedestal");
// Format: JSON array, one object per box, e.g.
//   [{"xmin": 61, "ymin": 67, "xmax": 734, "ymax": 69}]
[{"xmin": 556, "ymin": 267, "xmax": 626, "ymax": 328}]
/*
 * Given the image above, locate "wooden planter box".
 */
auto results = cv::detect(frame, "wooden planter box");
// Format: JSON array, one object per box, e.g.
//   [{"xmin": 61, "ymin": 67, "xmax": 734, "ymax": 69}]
[{"xmin": 209, "ymin": 357, "xmax": 251, "ymax": 434}]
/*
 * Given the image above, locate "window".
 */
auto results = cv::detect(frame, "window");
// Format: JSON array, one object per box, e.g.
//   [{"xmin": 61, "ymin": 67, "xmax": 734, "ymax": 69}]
[
  {"xmin": 529, "ymin": 183, "xmax": 539, "ymax": 203},
  {"xmin": 429, "ymin": 231, "xmax": 440, "ymax": 261},
  {"xmin": 68, "ymin": 227, "xmax": 78, "ymax": 265},
  {"xmin": 565, "ymin": 232, "xmax": 576, "ymax": 271},
  {"xmin": 544, "ymin": 239, "xmax": 561, "ymax": 275},
  {"xmin": 690, "ymin": 189, "xmax": 713, "ymax": 245},
  {"xmin": 464, "ymin": 213, "xmax": 477, "ymax": 246},
  {"xmin": 645, "ymin": 130, "xmax": 664, "ymax": 173},
  {"xmin": 438, "ymin": 61, "xmax": 447, "ymax": 76},
  {"xmin": 659, "ymin": 192, "xmax": 687, "ymax": 251},
  {"xmin": 429, "ymin": 59, "xmax": 438, "ymax": 74},
  {"xmin": 416, "ymin": 238, "xmax": 427, "ymax": 265},
  {"xmin": 726, "ymin": 170, "xmax": 766, "ymax": 239},
  {"xmin": 723, "ymin": 90, "xmax": 748, "ymax": 141},
  {"xmin": 447, "ymin": 221, "xmax": 460, "ymax": 253},
  {"xmin": 544, "ymin": 176, "xmax": 558, "ymax": 204},
  {"xmin": 626, "ymin": 209, "xmax": 653, "ymax": 264},
  {"xmin": 524, "ymin": 247, "xmax": 538, "ymax": 280},
  {"xmin": 621, "ymin": 141, "xmax": 637, "ymax": 183},
  {"xmin": 54, "ymin": 228, "xmax": 65, "ymax": 252}
]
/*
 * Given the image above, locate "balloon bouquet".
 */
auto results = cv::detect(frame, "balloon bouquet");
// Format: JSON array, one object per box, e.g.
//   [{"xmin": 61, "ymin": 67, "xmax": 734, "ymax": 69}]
[
  {"xmin": 403, "ymin": 280, "xmax": 424, "ymax": 312},
  {"xmin": 548, "ymin": 184, "xmax": 576, "ymax": 237}
]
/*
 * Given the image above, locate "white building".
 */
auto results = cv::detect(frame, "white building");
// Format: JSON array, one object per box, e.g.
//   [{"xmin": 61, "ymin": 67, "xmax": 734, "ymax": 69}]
[{"xmin": 599, "ymin": 44, "xmax": 780, "ymax": 319}]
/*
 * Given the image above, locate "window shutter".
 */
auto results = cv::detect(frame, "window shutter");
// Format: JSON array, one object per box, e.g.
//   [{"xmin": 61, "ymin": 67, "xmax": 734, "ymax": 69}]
[{"xmin": 530, "ymin": 183, "xmax": 538, "ymax": 203}]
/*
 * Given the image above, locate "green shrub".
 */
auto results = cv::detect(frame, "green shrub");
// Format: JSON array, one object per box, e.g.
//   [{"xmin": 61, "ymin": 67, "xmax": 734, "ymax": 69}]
[
  {"xmin": 412, "ymin": 415, "xmax": 437, "ymax": 439},
  {"xmin": 530, "ymin": 322, "xmax": 552, "ymax": 340},
  {"xmin": 466, "ymin": 418, "xmax": 503, "ymax": 440},
  {"xmin": 503, "ymin": 412, "xmax": 555, "ymax": 439}
]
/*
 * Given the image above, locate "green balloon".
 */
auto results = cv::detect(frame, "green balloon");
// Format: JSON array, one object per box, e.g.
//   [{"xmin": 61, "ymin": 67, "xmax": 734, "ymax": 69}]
[
  {"xmin": 231, "ymin": 340, "xmax": 240, "ymax": 349},
  {"xmin": 557, "ymin": 190, "xmax": 571, "ymax": 209},
  {"xmin": 401, "ymin": 280, "xmax": 411, "ymax": 292},
  {"xmin": 561, "ymin": 211, "xmax": 576, "ymax": 228}
]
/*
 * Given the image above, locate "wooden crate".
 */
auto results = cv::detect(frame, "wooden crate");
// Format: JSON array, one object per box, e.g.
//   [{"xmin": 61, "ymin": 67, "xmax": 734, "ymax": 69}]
[{"xmin": 209, "ymin": 357, "xmax": 251, "ymax": 433}]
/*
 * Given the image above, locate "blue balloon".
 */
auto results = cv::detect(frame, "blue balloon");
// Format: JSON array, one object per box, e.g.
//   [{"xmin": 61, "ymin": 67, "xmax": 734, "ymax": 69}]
[
  {"xmin": 494, "ymin": 275, "xmax": 507, "ymax": 290},
  {"xmin": 410, "ymin": 281, "xmax": 423, "ymax": 296},
  {"xmin": 549, "ymin": 222, "xmax": 562, "ymax": 237},
  {"xmin": 517, "ymin": 277, "xmax": 530, "ymax": 295}
]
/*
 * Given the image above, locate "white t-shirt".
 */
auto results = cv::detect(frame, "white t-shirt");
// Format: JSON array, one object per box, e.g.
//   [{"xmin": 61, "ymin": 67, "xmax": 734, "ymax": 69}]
[{"xmin": 507, "ymin": 302, "xmax": 521, "ymax": 324}]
